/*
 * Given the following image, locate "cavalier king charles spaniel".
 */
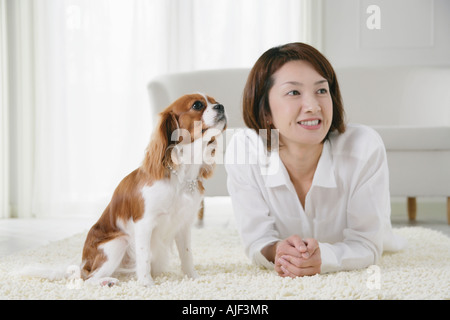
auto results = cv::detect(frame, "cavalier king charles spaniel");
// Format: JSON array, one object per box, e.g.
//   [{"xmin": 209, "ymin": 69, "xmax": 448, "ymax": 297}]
[{"xmin": 80, "ymin": 93, "xmax": 226, "ymax": 287}]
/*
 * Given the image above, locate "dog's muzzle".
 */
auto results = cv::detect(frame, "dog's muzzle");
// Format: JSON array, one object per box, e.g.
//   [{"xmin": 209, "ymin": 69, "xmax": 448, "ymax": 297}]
[{"xmin": 214, "ymin": 104, "xmax": 227, "ymax": 124}]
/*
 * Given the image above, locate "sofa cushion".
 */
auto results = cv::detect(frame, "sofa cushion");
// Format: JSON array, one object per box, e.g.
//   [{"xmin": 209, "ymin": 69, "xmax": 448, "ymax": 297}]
[
  {"xmin": 373, "ymin": 125, "xmax": 450, "ymax": 150},
  {"xmin": 337, "ymin": 67, "xmax": 450, "ymax": 127}
]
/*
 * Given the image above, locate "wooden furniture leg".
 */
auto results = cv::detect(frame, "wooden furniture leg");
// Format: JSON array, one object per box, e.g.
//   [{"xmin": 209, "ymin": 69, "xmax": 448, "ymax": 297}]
[
  {"xmin": 407, "ymin": 197, "xmax": 417, "ymax": 221},
  {"xmin": 447, "ymin": 197, "xmax": 450, "ymax": 225}
]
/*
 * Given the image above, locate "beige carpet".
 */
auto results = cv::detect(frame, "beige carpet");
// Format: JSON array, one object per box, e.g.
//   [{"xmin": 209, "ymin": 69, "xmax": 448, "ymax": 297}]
[{"xmin": 1, "ymin": 223, "xmax": 449, "ymax": 300}]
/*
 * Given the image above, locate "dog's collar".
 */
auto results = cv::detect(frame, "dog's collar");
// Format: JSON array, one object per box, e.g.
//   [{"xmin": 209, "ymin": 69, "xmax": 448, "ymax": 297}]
[{"xmin": 167, "ymin": 164, "xmax": 199, "ymax": 193}]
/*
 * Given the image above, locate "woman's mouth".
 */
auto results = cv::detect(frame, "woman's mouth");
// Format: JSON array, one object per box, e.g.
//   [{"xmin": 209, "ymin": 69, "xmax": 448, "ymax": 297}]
[{"xmin": 297, "ymin": 119, "xmax": 322, "ymax": 130}]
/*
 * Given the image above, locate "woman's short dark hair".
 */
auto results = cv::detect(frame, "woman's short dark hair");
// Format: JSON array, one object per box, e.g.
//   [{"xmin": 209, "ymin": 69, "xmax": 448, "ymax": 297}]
[{"xmin": 243, "ymin": 42, "xmax": 346, "ymax": 150}]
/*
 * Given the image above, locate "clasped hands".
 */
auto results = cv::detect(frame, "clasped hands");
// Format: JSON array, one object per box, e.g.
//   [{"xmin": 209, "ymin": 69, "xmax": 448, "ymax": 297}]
[{"xmin": 269, "ymin": 235, "xmax": 322, "ymax": 278}]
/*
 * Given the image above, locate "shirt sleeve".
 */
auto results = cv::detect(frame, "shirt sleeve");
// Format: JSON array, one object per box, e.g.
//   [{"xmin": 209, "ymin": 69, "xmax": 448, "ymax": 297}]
[
  {"xmin": 225, "ymin": 134, "xmax": 279, "ymax": 269},
  {"xmin": 319, "ymin": 132, "xmax": 391, "ymax": 273}
]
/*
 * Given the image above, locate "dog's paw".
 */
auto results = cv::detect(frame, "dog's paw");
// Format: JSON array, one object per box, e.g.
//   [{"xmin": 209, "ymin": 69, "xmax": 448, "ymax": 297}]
[
  {"xmin": 99, "ymin": 277, "xmax": 119, "ymax": 287},
  {"xmin": 85, "ymin": 276, "xmax": 119, "ymax": 287},
  {"xmin": 186, "ymin": 270, "xmax": 199, "ymax": 279},
  {"xmin": 138, "ymin": 276, "xmax": 154, "ymax": 288}
]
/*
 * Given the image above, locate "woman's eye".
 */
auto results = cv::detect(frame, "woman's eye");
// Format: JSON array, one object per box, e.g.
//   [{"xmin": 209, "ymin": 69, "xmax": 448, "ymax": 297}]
[
  {"xmin": 317, "ymin": 88, "xmax": 328, "ymax": 94},
  {"xmin": 192, "ymin": 101, "xmax": 204, "ymax": 110},
  {"xmin": 287, "ymin": 90, "xmax": 300, "ymax": 96}
]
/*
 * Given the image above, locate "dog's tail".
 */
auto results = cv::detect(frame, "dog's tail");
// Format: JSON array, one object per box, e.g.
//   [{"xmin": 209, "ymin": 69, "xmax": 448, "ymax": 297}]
[{"xmin": 12, "ymin": 263, "xmax": 81, "ymax": 281}]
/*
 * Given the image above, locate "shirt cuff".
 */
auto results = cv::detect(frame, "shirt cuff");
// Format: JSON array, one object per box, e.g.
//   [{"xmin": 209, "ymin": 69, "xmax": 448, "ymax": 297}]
[
  {"xmin": 251, "ymin": 239, "xmax": 279, "ymax": 270},
  {"xmin": 318, "ymin": 242, "xmax": 339, "ymax": 274}
]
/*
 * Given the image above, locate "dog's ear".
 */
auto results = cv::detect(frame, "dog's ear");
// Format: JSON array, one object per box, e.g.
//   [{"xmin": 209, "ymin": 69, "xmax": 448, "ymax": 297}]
[
  {"xmin": 196, "ymin": 163, "xmax": 215, "ymax": 195},
  {"xmin": 143, "ymin": 111, "xmax": 178, "ymax": 180}
]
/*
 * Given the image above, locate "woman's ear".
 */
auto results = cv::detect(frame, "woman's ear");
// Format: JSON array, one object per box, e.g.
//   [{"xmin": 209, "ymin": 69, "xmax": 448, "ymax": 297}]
[
  {"xmin": 263, "ymin": 112, "xmax": 272, "ymax": 125},
  {"xmin": 143, "ymin": 111, "xmax": 178, "ymax": 180}
]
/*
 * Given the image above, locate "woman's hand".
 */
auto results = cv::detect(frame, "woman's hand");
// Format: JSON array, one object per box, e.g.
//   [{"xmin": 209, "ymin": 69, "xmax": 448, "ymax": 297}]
[{"xmin": 274, "ymin": 235, "xmax": 321, "ymax": 277}]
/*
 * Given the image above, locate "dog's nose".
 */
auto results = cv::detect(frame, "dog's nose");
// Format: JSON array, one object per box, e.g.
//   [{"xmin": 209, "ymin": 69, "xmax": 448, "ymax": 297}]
[{"xmin": 213, "ymin": 104, "xmax": 224, "ymax": 112}]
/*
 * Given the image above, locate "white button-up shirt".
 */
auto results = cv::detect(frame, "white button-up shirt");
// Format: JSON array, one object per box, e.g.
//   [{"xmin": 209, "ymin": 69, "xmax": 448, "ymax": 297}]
[{"xmin": 225, "ymin": 124, "xmax": 406, "ymax": 273}]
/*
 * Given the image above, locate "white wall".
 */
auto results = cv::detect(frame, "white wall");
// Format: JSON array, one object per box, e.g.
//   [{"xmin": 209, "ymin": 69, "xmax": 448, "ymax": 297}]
[
  {"xmin": 322, "ymin": 0, "xmax": 450, "ymax": 68},
  {"xmin": 321, "ymin": 0, "xmax": 450, "ymax": 212}
]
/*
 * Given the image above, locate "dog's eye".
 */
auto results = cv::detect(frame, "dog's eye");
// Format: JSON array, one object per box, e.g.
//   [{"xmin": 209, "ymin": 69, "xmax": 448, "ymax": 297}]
[{"xmin": 192, "ymin": 101, "xmax": 204, "ymax": 111}]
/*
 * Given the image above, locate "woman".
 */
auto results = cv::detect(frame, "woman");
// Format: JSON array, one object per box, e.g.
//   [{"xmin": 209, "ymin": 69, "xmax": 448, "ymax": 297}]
[{"xmin": 225, "ymin": 43, "xmax": 406, "ymax": 278}]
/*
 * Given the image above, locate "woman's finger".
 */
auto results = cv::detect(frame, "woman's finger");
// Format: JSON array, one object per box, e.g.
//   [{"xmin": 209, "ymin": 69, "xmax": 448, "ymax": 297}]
[{"xmin": 287, "ymin": 235, "xmax": 307, "ymax": 253}]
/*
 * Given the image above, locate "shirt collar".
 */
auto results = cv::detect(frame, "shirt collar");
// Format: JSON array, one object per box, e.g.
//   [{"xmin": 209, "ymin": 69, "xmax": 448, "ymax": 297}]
[
  {"xmin": 312, "ymin": 140, "xmax": 337, "ymax": 188},
  {"xmin": 264, "ymin": 140, "xmax": 337, "ymax": 189}
]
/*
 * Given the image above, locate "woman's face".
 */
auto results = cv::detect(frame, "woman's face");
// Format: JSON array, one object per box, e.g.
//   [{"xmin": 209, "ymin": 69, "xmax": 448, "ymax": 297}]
[{"xmin": 268, "ymin": 60, "xmax": 333, "ymax": 148}]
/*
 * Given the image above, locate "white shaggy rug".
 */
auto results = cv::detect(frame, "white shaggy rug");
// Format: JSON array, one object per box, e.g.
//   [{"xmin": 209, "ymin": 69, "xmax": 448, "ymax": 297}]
[{"xmin": 1, "ymin": 198, "xmax": 449, "ymax": 300}]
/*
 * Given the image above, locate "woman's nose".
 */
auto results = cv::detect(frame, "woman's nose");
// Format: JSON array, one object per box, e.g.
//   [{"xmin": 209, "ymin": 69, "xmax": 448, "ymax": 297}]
[{"xmin": 301, "ymin": 94, "xmax": 321, "ymax": 113}]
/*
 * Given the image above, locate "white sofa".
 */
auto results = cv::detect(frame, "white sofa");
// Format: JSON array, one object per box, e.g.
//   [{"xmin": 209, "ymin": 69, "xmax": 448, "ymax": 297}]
[
  {"xmin": 337, "ymin": 67, "xmax": 450, "ymax": 224},
  {"xmin": 147, "ymin": 67, "xmax": 450, "ymax": 224}
]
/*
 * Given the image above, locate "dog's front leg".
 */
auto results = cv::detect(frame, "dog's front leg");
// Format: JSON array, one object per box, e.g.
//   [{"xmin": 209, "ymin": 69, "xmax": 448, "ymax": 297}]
[
  {"xmin": 135, "ymin": 221, "xmax": 154, "ymax": 287},
  {"xmin": 175, "ymin": 226, "xmax": 198, "ymax": 279}
]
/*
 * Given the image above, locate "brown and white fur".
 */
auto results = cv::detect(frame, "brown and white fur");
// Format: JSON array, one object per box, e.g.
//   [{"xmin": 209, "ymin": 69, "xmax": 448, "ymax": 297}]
[{"xmin": 80, "ymin": 93, "xmax": 226, "ymax": 287}]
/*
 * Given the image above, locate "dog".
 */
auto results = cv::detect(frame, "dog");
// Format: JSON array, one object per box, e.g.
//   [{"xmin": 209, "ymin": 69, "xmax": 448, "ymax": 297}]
[{"xmin": 80, "ymin": 93, "xmax": 226, "ymax": 287}]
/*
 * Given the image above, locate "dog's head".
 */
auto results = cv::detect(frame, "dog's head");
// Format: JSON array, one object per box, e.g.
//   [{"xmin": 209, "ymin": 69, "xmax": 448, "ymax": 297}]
[
  {"xmin": 144, "ymin": 93, "xmax": 227, "ymax": 180},
  {"xmin": 161, "ymin": 93, "xmax": 227, "ymax": 143}
]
